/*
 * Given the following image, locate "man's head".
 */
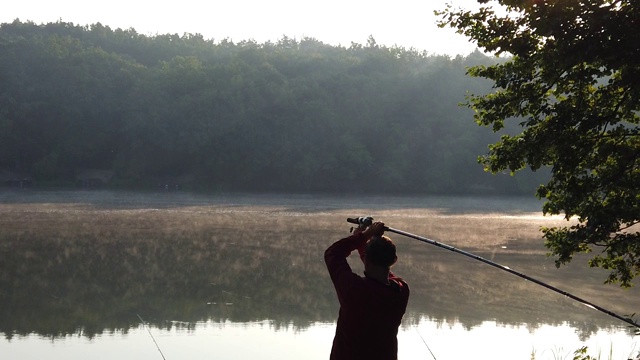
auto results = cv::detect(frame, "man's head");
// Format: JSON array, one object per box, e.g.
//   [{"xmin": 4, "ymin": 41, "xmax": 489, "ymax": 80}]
[{"xmin": 365, "ymin": 235, "xmax": 397, "ymax": 268}]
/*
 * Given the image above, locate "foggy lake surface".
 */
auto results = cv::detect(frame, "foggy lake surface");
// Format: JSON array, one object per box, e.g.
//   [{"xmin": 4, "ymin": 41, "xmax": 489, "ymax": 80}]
[{"xmin": 1, "ymin": 190, "xmax": 638, "ymax": 360}]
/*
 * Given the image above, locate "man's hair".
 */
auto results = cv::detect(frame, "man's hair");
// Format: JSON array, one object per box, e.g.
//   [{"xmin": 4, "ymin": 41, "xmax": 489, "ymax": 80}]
[{"xmin": 365, "ymin": 235, "xmax": 397, "ymax": 268}]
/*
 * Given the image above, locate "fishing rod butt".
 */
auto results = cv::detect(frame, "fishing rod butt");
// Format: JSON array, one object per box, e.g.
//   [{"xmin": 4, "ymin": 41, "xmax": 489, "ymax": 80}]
[{"xmin": 346, "ymin": 216, "xmax": 373, "ymax": 227}]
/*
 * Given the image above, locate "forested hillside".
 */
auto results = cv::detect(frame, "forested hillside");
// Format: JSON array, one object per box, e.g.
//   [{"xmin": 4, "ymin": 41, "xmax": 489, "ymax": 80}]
[{"xmin": 0, "ymin": 20, "xmax": 547, "ymax": 194}]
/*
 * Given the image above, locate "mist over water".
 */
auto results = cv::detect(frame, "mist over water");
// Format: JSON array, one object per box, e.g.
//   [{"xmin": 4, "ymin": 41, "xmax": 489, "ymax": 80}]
[{"xmin": 0, "ymin": 191, "xmax": 637, "ymax": 359}]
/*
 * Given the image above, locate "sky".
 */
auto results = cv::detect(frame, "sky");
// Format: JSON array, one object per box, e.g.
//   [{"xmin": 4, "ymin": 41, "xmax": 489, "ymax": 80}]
[{"xmin": 1, "ymin": 0, "xmax": 484, "ymax": 56}]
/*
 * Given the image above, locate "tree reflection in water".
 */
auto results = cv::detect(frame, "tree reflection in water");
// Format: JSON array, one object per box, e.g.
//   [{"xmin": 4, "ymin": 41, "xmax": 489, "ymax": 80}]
[{"xmin": 0, "ymin": 191, "xmax": 638, "ymax": 346}]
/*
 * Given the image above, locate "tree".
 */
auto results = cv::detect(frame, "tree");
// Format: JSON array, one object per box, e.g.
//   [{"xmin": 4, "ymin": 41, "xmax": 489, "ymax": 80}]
[
  {"xmin": 3, "ymin": 20, "xmax": 534, "ymax": 194},
  {"xmin": 438, "ymin": 0, "xmax": 640, "ymax": 287}
]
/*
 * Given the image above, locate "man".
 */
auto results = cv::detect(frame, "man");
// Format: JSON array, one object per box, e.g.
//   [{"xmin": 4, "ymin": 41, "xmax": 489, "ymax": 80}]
[{"xmin": 325, "ymin": 221, "xmax": 410, "ymax": 360}]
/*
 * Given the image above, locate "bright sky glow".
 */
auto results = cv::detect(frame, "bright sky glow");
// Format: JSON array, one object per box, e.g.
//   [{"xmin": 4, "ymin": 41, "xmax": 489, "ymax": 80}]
[{"xmin": 1, "ymin": 0, "xmax": 483, "ymax": 56}]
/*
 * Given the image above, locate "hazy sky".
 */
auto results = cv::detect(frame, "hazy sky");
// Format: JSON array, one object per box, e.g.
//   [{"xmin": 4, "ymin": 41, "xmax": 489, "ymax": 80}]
[{"xmin": 1, "ymin": 0, "xmax": 484, "ymax": 56}]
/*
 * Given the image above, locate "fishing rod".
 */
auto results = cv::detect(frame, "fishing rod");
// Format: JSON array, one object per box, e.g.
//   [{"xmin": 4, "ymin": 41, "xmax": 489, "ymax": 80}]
[{"xmin": 347, "ymin": 216, "xmax": 640, "ymax": 330}]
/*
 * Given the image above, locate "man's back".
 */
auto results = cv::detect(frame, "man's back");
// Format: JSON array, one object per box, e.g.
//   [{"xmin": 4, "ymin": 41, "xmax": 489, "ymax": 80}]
[{"xmin": 325, "ymin": 227, "xmax": 410, "ymax": 360}]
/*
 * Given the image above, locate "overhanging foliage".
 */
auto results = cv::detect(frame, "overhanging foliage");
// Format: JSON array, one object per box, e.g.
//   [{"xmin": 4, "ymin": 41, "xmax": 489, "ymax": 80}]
[{"xmin": 439, "ymin": 0, "xmax": 640, "ymax": 286}]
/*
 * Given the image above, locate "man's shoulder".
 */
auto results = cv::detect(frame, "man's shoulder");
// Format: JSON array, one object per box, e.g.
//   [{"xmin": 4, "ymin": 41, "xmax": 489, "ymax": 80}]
[{"xmin": 390, "ymin": 276, "xmax": 410, "ymax": 293}]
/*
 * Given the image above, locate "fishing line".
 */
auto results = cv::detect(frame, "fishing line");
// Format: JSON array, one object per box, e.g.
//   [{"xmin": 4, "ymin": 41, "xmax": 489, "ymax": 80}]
[
  {"xmin": 137, "ymin": 314, "xmax": 167, "ymax": 360},
  {"xmin": 347, "ymin": 217, "xmax": 640, "ymax": 329},
  {"xmin": 415, "ymin": 326, "xmax": 437, "ymax": 360}
]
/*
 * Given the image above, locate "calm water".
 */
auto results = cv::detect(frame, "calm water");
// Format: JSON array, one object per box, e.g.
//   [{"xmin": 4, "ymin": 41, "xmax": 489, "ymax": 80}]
[{"xmin": 0, "ymin": 190, "xmax": 638, "ymax": 360}]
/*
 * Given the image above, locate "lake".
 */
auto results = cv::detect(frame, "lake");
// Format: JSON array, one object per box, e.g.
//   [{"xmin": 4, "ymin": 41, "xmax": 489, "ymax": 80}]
[{"xmin": 0, "ymin": 190, "xmax": 638, "ymax": 360}]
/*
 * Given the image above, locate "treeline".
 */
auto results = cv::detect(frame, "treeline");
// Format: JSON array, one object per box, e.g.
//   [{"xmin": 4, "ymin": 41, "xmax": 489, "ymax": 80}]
[{"xmin": 0, "ymin": 20, "xmax": 547, "ymax": 194}]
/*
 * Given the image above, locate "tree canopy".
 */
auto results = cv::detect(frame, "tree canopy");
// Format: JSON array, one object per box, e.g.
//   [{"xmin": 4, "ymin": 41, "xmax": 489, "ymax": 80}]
[
  {"xmin": 0, "ymin": 19, "xmax": 548, "ymax": 195},
  {"xmin": 439, "ymin": 0, "xmax": 640, "ymax": 287}
]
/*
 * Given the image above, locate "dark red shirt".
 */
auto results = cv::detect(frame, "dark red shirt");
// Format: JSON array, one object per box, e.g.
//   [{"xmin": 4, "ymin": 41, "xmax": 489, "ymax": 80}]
[{"xmin": 325, "ymin": 232, "xmax": 410, "ymax": 360}]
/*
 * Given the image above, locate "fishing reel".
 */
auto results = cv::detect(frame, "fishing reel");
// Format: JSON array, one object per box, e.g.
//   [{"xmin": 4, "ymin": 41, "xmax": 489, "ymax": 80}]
[{"xmin": 347, "ymin": 216, "xmax": 374, "ymax": 232}]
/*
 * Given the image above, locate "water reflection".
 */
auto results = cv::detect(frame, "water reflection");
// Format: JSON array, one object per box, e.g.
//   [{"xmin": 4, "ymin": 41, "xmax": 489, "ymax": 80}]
[{"xmin": 0, "ymin": 191, "xmax": 638, "ymax": 356}]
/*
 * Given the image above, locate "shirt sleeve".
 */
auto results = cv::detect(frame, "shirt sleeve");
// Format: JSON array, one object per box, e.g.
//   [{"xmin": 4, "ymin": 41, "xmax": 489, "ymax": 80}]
[{"xmin": 324, "ymin": 232, "xmax": 368, "ymax": 304}]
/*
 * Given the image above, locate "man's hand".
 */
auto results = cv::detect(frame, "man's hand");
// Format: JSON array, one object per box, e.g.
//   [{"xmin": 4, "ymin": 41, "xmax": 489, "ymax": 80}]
[
  {"xmin": 351, "ymin": 216, "xmax": 373, "ymax": 234},
  {"xmin": 362, "ymin": 221, "xmax": 385, "ymax": 239}
]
